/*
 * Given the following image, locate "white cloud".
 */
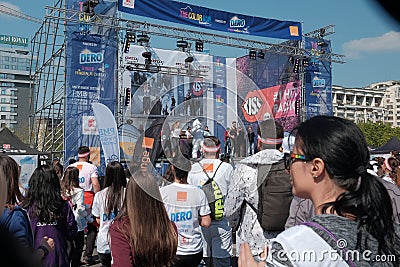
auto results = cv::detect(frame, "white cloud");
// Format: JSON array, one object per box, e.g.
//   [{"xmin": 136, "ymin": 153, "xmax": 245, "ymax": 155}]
[
  {"xmin": 342, "ymin": 31, "xmax": 400, "ymax": 59},
  {"xmin": 0, "ymin": 2, "xmax": 22, "ymax": 18}
]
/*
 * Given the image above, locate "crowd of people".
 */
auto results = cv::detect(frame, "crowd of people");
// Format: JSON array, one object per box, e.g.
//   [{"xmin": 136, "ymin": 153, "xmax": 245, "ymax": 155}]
[{"xmin": 1, "ymin": 115, "xmax": 400, "ymax": 267}]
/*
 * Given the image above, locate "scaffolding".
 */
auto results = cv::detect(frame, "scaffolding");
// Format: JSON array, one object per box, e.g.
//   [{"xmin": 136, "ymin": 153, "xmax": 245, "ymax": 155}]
[{"xmin": 29, "ymin": 2, "xmax": 345, "ymax": 160}]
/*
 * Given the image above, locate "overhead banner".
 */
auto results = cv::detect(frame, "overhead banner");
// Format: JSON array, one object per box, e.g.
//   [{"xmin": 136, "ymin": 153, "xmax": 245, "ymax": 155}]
[
  {"xmin": 118, "ymin": 0, "xmax": 302, "ymax": 40},
  {"xmin": 304, "ymin": 37, "xmax": 333, "ymax": 119}
]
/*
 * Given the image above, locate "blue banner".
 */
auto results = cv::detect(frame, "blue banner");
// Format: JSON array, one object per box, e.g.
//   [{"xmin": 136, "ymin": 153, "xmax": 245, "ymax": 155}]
[
  {"xmin": 118, "ymin": 0, "xmax": 302, "ymax": 40},
  {"xmin": 213, "ymin": 56, "xmax": 227, "ymax": 153},
  {"xmin": 65, "ymin": 0, "xmax": 117, "ymax": 174},
  {"xmin": 304, "ymin": 37, "xmax": 333, "ymax": 119}
]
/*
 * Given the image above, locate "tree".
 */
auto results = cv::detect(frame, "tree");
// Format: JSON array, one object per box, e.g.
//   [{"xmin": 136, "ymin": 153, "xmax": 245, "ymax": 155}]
[{"xmin": 357, "ymin": 121, "xmax": 400, "ymax": 148}]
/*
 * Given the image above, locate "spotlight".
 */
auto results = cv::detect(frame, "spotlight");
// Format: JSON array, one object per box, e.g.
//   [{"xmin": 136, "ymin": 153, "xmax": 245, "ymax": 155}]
[
  {"xmin": 302, "ymin": 57, "xmax": 309, "ymax": 68},
  {"xmin": 142, "ymin": 51, "xmax": 152, "ymax": 65},
  {"xmin": 195, "ymin": 40, "xmax": 203, "ymax": 52},
  {"xmin": 177, "ymin": 39, "xmax": 189, "ymax": 51},
  {"xmin": 185, "ymin": 56, "xmax": 194, "ymax": 63},
  {"xmin": 293, "ymin": 58, "xmax": 300, "ymax": 73},
  {"xmin": 319, "ymin": 28, "xmax": 326, "ymax": 38},
  {"xmin": 249, "ymin": 49, "xmax": 257, "ymax": 60},
  {"xmin": 257, "ymin": 50, "xmax": 265, "ymax": 59},
  {"xmin": 137, "ymin": 33, "xmax": 150, "ymax": 43},
  {"xmin": 317, "ymin": 41, "xmax": 328, "ymax": 47}
]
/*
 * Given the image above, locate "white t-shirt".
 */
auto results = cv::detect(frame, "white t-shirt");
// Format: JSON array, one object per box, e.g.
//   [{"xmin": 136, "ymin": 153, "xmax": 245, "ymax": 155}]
[
  {"xmin": 92, "ymin": 187, "xmax": 125, "ymax": 254},
  {"xmin": 160, "ymin": 183, "xmax": 210, "ymax": 255},
  {"xmin": 69, "ymin": 161, "xmax": 99, "ymax": 192},
  {"xmin": 188, "ymin": 159, "xmax": 233, "ymax": 197}
]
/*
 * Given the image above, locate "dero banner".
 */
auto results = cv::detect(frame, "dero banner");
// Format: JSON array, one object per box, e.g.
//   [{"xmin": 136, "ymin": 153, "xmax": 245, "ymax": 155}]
[{"xmin": 118, "ymin": 0, "xmax": 302, "ymax": 40}]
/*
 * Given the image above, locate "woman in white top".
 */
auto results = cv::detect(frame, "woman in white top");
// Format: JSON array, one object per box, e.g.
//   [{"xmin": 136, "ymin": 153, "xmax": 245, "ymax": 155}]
[
  {"xmin": 92, "ymin": 161, "xmax": 127, "ymax": 267},
  {"xmin": 61, "ymin": 166, "xmax": 90, "ymax": 267}
]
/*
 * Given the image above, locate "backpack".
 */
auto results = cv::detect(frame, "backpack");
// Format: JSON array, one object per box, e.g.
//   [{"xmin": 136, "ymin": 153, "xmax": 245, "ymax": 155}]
[
  {"xmin": 243, "ymin": 160, "xmax": 293, "ymax": 231},
  {"xmin": 199, "ymin": 161, "xmax": 225, "ymax": 221}
]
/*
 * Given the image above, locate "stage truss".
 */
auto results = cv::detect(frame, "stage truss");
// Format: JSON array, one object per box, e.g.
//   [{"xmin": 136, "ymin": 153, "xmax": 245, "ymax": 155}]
[{"xmin": 29, "ymin": 2, "xmax": 345, "ymax": 160}]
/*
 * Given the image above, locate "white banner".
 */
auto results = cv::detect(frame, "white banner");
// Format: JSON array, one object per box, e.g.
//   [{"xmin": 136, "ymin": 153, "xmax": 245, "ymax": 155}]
[{"xmin": 92, "ymin": 103, "xmax": 120, "ymax": 163}]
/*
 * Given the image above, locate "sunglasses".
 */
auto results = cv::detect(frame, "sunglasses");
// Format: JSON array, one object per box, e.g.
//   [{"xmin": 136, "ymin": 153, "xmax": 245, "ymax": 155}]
[{"xmin": 284, "ymin": 153, "xmax": 311, "ymax": 170}]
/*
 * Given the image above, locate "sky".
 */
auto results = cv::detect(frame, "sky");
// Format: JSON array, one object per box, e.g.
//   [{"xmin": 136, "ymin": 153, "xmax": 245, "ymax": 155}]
[{"xmin": 0, "ymin": 0, "xmax": 399, "ymax": 88}]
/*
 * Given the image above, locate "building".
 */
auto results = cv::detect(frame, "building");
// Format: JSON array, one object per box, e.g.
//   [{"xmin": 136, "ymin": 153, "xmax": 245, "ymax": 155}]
[
  {"xmin": 0, "ymin": 36, "xmax": 33, "ymax": 137},
  {"xmin": 332, "ymin": 80, "xmax": 400, "ymax": 127}
]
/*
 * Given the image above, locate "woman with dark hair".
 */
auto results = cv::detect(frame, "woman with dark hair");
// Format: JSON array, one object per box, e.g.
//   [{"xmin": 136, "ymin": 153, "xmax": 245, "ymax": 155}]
[
  {"xmin": 92, "ymin": 161, "xmax": 127, "ymax": 267},
  {"xmin": 0, "ymin": 155, "xmax": 33, "ymax": 249},
  {"xmin": 61, "ymin": 166, "xmax": 90, "ymax": 267},
  {"xmin": 381, "ymin": 157, "xmax": 399, "ymax": 185},
  {"xmin": 109, "ymin": 170, "xmax": 178, "ymax": 266},
  {"xmin": 239, "ymin": 116, "xmax": 400, "ymax": 266},
  {"xmin": 21, "ymin": 164, "xmax": 77, "ymax": 267}
]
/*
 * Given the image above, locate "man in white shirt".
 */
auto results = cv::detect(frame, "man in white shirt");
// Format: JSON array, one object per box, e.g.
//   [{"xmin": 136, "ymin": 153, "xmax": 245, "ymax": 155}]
[
  {"xmin": 69, "ymin": 146, "xmax": 100, "ymax": 265},
  {"xmin": 188, "ymin": 136, "xmax": 233, "ymax": 267},
  {"xmin": 160, "ymin": 156, "xmax": 211, "ymax": 267}
]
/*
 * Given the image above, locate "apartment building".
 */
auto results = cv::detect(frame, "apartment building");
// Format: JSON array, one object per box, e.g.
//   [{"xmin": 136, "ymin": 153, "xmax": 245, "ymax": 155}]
[
  {"xmin": 0, "ymin": 37, "xmax": 33, "ymax": 136},
  {"xmin": 332, "ymin": 80, "xmax": 400, "ymax": 127}
]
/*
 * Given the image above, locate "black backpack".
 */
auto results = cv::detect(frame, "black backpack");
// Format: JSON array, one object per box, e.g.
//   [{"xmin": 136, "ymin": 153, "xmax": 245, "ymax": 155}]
[
  {"xmin": 199, "ymin": 161, "xmax": 225, "ymax": 221},
  {"xmin": 242, "ymin": 160, "xmax": 293, "ymax": 232}
]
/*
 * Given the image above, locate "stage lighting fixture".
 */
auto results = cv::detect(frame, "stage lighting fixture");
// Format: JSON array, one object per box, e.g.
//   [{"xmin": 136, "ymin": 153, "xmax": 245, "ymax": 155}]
[
  {"xmin": 289, "ymin": 56, "xmax": 294, "ymax": 64},
  {"xmin": 185, "ymin": 56, "xmax": 194, "ymax": 63},
  {"xmin": 249, "ymin": 49, "xmax": 257, "ymax": 60},
  {"xmin": 124, "ymin": 31, "xmax": 135, "ymax": 53},
  {"xmin": 125, "ymin": 88, "xmax": 131, "ymax": 106},
  {"xmin": 177, "ymin": 39, "xmax": 189, "ymax": 51},
  {"xmin": 137, "ymin": 33, "xmax": 150, "ymax": 43},
  {"xmin": 257, "ymin": 50, "xmax": 265, "ymax": 59},
  {"xmin": 319, "ymin": 28, "xmax": 326, "ymax": 38},
  {"xmin": 142, "ymin": 51, "xmax": 152, "ymax": 65},
  {"xmin": 195, "ymin": 40, "xmax": 204, "ymax": 52},
  {"xmin": 302, "ymin": 57, "xmax": 309, "ymax": 68},
  {"xmin": 317, "ymin": 41, "xmax": 328, "ymax": 47},
  {"xmin": 293, "ymin": 58, "xmax": 300, "ymax": 73}
]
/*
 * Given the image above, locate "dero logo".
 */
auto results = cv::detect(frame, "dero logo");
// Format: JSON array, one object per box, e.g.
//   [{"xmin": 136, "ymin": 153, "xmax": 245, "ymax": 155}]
[
  {"xmin": 242, "ymin": 96, "xmax": 263, "ymax": 116},
  {"xmin": 122, "ymin": 0, "xmax": 135, "ymax": 8},
  {"xmin": 230, "ymin": 16, "xmax": 246, "ymax": 28},
  {"xmin": 312, "ymin": 77, "xmax": 326, "ymax": 88},
  {"xmin": 80, "ymin": 49, "xmax": 103, "ymax": 64}
]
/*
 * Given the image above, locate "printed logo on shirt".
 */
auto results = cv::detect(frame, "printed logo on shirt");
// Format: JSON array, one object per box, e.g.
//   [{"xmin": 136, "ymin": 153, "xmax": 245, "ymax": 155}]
[
  {"xmin": 76, "ymin": 164, "xmax": 83, "ymax": 171},
  {"xmin": 176, "ymin": 191, "xmax": 187, "ymax": 202},
  {"xmin": 102, "ymin": 212, "xmax": 117, "ymax": 222},
  {"xmin": 170, "ymin": 210, "xmax": 193, "ymax": 222},
  {"xmin": 203, "ymin": 163, "xmax": 213, "ymax": 173}
]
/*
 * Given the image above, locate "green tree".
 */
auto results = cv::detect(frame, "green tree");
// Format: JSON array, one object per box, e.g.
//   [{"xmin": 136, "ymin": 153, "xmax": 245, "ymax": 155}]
[{"xmin": 357, "ymin": 121, "xmax": 400, "ymax": 148}]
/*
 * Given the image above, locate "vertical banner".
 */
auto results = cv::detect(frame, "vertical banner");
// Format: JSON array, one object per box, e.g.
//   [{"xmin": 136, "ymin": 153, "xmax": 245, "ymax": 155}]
[
  {"xmin": 92, "ymin": 103, "xmax": 120, "ymax": 163},
  {"xmin": 304, "ymin": 37, "xmax": 333, "ymax": 119},
  {"xmin": 65, "ymin": 0, "xmax": 117, "ymax": 174},
  {"xmin": 213, "ymin": 56, "xmax": 227, "ymax": 152}
]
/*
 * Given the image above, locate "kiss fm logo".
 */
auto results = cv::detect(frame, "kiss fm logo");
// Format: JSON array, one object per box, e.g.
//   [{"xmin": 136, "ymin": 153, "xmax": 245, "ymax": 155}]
[
  {"xmin": 80, "ymin": 49, "xmax": 104, "ymax": 64},
  {"xmin": 243, "ymin": 96, "xmax": 263, "ymax": 116}
]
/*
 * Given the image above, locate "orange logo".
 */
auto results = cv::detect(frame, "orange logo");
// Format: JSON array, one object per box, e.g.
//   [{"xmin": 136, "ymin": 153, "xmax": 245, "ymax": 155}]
[
  {"xmin": 142, "ymin": 137, "xmax": 154, "ymax": 149},
  {"xmin": 203, "ymin": 163, "xmax": 213, "ymax": 173},
  {"xmin": 177, "ymin": 191, "xmax": 187, "ymax": 202}
]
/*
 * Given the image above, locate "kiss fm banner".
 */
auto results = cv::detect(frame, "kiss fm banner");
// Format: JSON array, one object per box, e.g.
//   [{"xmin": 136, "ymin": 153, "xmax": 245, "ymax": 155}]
[
  {"xmin": 65, "ymin": 0, "xmax": 117, "ymax": 173},
  {"xmin": 304, "ymin": 37, "xmax": 333, "ymax": 119},
  {"xmin": 118, "ymin": 0, "xmax": 302, "ymax": 40}
]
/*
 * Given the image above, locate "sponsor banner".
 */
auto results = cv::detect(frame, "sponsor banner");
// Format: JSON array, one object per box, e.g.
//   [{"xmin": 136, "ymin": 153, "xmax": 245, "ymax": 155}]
[
  {"xmin": 241, "ymin": 82, "xmax": 300, "ymax": 123},
  {"xmin": 118, "ymin": 0, "xmax": 301, "ymax": 40},
  {"xmin": 213, "ymin": 56, "xmax": 227, "ymax": 152},
  {"xmin": 65, "ymin": 0, "xmax": 117, "ymax": 174},
  {"xmin": 92, "ymin": 103, "xmax": 121, "ymax": 163},
  {"xmin": 304, "ymin": 37, "xmax": 333, "ymax": 119}
]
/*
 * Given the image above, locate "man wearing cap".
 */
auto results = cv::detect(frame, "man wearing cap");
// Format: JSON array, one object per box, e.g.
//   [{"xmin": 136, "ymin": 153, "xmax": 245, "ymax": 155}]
[
  {"xmin": 224, "ymin": 119, "xmax": 289, "ymax": 260},
  {"xmin": 188, "ymin": 136, "xmax": 234, "ymax": 267},
  {"xmin": 69, "ymin": 146, "xmax": 100, "ymax": 265}
]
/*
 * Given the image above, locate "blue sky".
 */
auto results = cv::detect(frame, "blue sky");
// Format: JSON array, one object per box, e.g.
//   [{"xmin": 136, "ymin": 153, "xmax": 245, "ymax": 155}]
[{"xmin": 0, "ymin": 0, "xmax": 399, "ymax": 88}]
